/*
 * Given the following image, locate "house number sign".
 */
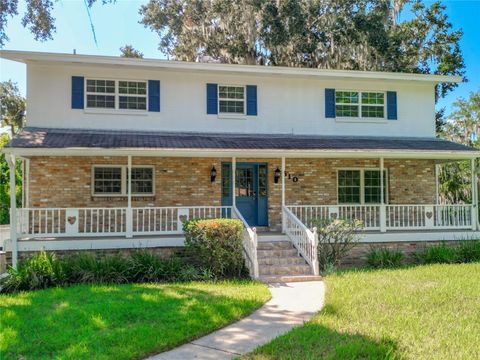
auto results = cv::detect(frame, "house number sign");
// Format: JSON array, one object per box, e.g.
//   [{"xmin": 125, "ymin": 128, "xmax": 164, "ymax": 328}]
[{"xmin": 284, "ymin": 171, "xmax": 300, "ymax": 183}]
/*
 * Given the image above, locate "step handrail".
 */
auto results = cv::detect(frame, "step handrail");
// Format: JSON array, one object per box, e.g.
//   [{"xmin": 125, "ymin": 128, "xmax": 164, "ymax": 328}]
[
  {"xmin": 282, "ymin": 205, "xmax": 319, "ymax": 276},
  {"xmin": 232, "ymin": 206, "xmax": 259, "ymax": 278}
]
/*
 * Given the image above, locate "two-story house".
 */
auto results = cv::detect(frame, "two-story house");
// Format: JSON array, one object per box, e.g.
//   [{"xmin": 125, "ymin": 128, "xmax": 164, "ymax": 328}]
[{"xmin": 1, "ymin": 50, "xmax": 478, "ymax": 278}]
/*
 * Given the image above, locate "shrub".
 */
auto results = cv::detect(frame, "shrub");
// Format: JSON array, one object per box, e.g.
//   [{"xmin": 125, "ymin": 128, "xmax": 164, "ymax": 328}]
[
  {"xmin": 1, "ymin": 252, "xmax": 65, "ymax": 292},
  {"xmin": 183, "ymin": 218, "xmax": 246, "ymax": 278},
  {"xmin": 415, "ymin": 243, "xmax": 457, "ymax": 264},
  {"xmin": 312, "ymin": 218, "xmax": 363, "ymax": 272},
  {"xmin": 456, "ymin": 240, "xmax": 480, "ymax": 263},
  {"xmin": 367, "ymin": 247, "xmax": 404, "ymax": 268}
]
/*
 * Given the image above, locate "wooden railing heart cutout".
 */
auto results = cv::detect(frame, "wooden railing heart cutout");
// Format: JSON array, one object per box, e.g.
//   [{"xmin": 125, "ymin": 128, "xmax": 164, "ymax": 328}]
[{"xmin": 67, "ymin": 216, "xmax": 77, "ymax": 225}]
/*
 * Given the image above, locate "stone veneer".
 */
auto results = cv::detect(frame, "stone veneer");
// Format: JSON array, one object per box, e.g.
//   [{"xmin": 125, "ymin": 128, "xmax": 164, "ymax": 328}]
[{"xmin": 26, "ymin": 156, "xmax": 436, "ymax": 231}]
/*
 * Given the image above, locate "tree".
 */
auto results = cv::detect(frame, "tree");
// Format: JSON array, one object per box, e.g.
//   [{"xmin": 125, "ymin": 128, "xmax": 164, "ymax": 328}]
[
  {"xmin": 0, "ymin": 80, "xmax": 26, "ymax": 135},
  {"xmin": 120, "ymin": 44, "xmax": 144, "ymax": 58},
  {"xmin": 439, "ymin": 91, "xmax": 480, "ymax": 204},
  {"xmin": 0, "ymin": 134, "xmax": 22, "ymax": 224}
]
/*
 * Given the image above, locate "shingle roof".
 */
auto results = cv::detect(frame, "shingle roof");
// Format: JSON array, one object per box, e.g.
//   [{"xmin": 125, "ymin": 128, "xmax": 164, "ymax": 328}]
[{"xmin": 6, "ymin": 127, "xmax": 477, "ymax": 153}]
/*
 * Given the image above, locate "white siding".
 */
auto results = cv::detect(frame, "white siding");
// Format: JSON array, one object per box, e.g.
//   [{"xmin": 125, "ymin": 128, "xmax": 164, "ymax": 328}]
[{"xmin": 27, "ymin": 63, "xmax": 436, "ymax": 138}]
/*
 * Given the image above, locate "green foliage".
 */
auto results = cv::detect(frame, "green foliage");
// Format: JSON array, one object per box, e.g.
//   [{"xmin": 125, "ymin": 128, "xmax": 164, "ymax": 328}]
[
  {"xmin": 313, "ymin": 218, "xmax": 363, "ymax": 272},
  {"xmin": 415, "ymin": 243, "xmax": 458, "ymax": 264},
  {"xmin": 183, "ymin": 218, "xmax": 246, "ymax": 278},
  {"xmin": 0, "ymin": 249, "xmax": 229, "ymax": 294},
  {"xmin": 0, "ymin": 80, "xmax": 26, "ymax": 132},
  {"xmin": 367, "ymin": 247, "xmax": 404, "ymax": 268},
  {"xmin": 0, "ymin": 134, "xmax": 22, "ymax": 224},
  {"xmin": 456, "ymin": 240, "xmax": 480, "ymax": 263},
  {"xmin": 119, "ymin": 44, "xmax": 144, "ymax": 58}
]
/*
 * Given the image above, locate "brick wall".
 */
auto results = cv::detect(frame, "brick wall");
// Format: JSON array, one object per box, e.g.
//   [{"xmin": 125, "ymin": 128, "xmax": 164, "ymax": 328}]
[{"xmin": 27, "ymin": 156, "xmax": 436, "ymax": 230}]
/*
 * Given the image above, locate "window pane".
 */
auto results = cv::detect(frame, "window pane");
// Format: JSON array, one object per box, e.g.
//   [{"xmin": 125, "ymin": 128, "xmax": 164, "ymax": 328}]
[
  {"xmin": 94, "ymin": 167, "xmax": 122, "ymax": 194},
  {"xmin": 336, "ymin": 104, "xmax": 359, "ymax": 117},
  {"xmin": 221, "ymin": 164, "xmax": 231, "ymax": 197},
  {"xmin": 219, "ymin": 100, "xmax": 244, "ymax": 114},
  {"xmin": 130, "ymin": 168, "xmax": 153, "ymax": 194},
  {"xmin": 86, "ymin": 79, "xmax": 115, "ymax": 93},
  {"xmin": 87, "ymin": 95, "xmax": 115, "ymax": 109},
  {"xmin": 119, "ymin": 96, "xmax": 147, "ymax": 110},
  {"xmin": 259, "ymin": 165, "xmax": 267, "ymax": 197},
  {"xmin": 335, "ymin": 91, "xmax": 359, "ymax": 104},
  {"xmin": 236, "ymin": 168, "xmax": 254, "ymax": 197},
  {"xmin": 338, "ymin": 170, "xmax": 361, "ymax": 203},
  {"xmin": 361, "ymin": 92, "xmax": 384, "ymax": 105},
  {"xmin": 119, "ymin": 81, "xmax": 147, "ymax": 95},
  {"xmin": 364, "ymin": 170, "xmax": 387, "ymax": 204},
  {"xmin": 361, "ymin": 105, "xmax": 384, "ymax": 118}
]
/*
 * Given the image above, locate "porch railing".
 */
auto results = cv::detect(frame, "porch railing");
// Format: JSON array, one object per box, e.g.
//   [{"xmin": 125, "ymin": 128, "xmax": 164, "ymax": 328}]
[
  {"xmin": 17, "ymin": 206, "xmax": 232, "ymax": 238},
  {"xmin": 283, "ymin": 206, "xmax": 319, "ymax": 276},
  {"xmin": 232, "ymin": 205, "xmax": 259, "ymax": 279},
  {"xmin": 287, "ymin": 204, "xmax": 474, "ymax": 231}
]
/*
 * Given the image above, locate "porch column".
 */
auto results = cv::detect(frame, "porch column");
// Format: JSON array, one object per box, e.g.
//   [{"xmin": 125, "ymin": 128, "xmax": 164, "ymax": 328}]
[
  {"xmin": 232, "ymin": 157, "xmax": 236, "ymax": 208},
  {"xmin": 471, "ymin": 158, "xmax": 478, "ymax": 230},
  {"xmin": 126, "ymin": 155, "xmax": 133, "ymax": 238},
  {"xmin": 6, "ymin": 154, "xmax": 18, "ymax": 269},
  {"xmin": 379, "ymin": 157, "xmax": 386, "ymax": 232},
  {"xmin": 281, "ymin": 157, "xmax": 286, "ymax": 233}
]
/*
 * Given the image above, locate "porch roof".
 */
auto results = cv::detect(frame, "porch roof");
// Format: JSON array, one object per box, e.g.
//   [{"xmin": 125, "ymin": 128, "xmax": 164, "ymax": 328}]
[{"xmin": 4, "ymin": 127, "xmax": 479, "ymax": 159}]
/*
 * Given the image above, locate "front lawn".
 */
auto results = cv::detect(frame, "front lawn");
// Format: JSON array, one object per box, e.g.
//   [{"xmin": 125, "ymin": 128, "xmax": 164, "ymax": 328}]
[
  {"xmin": 246, "ymin": 263, "xmax": 480, "ymax": 360},
  {"xmin": 1, "ymin": 280, "xmax": 270, "ymax": 359}
]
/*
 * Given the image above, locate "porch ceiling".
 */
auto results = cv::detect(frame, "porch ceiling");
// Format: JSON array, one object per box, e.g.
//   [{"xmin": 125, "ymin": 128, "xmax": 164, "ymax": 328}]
[{"xmin": 4, "ymin": 127, "xmax": 479, "ymax": 159}]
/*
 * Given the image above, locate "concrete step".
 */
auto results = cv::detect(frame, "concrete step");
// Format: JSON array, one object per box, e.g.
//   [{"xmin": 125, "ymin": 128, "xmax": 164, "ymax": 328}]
[
  {"xmin": 259, "ymin": 264, "xmax": 312, "ymax": 276},
  {"xmin": 257, "ymin": 248, "xmax": 299, "ymax": 258},
  {"xmin": 258, "ymin": 256, "xmax": 306, "ymax": 266},
  {"xmin": 257, "ymin": 241, "xmax": 293, "ymax": 250},
  {"xmin": 259, "ymin": 275, "xmax": 323, "ymax": 284}
]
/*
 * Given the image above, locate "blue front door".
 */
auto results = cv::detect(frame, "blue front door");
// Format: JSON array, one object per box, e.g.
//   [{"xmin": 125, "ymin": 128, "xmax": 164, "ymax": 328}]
[{"xmin": 221, "ymin": 163, "xmax": 268, "ymax": 226}]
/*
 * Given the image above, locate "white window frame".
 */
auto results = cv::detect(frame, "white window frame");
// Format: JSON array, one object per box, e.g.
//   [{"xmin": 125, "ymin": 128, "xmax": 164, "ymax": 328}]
[
  {"xmin": 335, "ymin": 90, "xmax": 386, "ymax": 121},
  {"xmin": 91, "ymin": 165, "xmax": 155, "ymax": 197},
  {"xmin": 218, "ymin": 84, "xmax": 246, "ymax": 116},
  {"xmin": 336, "ymin": 168, "xmax": 388, "ymax": 205},
  {"xmin": 85, "ymin": 78, "xmax": 149, "ymax": 113}
]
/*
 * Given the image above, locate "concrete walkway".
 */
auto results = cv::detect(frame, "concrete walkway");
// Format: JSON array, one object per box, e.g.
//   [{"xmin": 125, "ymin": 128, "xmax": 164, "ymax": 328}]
[{"xmin": 148, "ymin": 281, "xmax": 325, "ymax": 360}]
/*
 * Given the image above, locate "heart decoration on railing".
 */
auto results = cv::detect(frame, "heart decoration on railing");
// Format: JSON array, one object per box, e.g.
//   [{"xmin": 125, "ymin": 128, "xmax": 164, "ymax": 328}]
[
  {"xmin": 178, "ymin": 215, "xmax": 188, "ymax": 223},
  {"xmin": 330, "ymin": 213, "xmax": 338, "ymax": 220},
  {"xmin": 426, "ymin": 212, "xmax": 433, "ymax": 219},
  {"xmin": 67, "ymin": 216, "xmax": 77, "ymax": 225}
]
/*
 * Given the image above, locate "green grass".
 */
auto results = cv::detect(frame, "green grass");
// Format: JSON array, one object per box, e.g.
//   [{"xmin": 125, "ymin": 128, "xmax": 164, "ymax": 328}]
[
  {"xmin": 245, "ymin": 263, "xmax": 480, "ymax": 360},
  {"xmin": 0, "ymin": 280, "xmax": 270, "ymax": 360}
]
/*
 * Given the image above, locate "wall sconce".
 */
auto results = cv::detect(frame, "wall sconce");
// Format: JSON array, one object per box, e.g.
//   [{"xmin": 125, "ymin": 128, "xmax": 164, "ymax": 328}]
[
  {"xmin": 274, "ymin": 167, "xmax": 281, "ymax": 184},
  {"xmin": 210, "ymin": 166, "xmax": 217, "ymax": 182}
]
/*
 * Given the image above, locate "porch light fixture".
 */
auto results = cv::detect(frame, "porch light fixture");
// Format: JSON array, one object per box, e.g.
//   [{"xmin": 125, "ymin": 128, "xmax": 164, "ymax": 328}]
[
  {"xmin": 274, "ymin": 167, "xmax": 281, "ymax": 184},
  {"xmin": 210, "ymin": 166, "xmax": 217, "ymax": 182}
]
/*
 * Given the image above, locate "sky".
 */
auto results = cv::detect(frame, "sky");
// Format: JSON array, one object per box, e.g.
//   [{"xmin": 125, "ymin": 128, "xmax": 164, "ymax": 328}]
[{"xmin": 0, "ymin": 0, "xmax": 479, "ymax": 117}]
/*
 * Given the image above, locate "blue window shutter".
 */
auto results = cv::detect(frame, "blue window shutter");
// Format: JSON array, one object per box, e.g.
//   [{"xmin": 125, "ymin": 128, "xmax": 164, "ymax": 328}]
[
  {"xmin": 387, "ymin": 91, "xmax": 397, "ymax": 120},
  {"xmin": 148, "ymin": 80, "xmax": 160, "ymax": 112},
  {"xmin": 246, "ymin": 85, "xmax": 257, "ymax": 116},
  {"xmin": 206, "ymin": 83, "xmax": 218, "ymax": 114},
  {"xmin": 325, "ymin": 88, "xmax": 336, "ymax": 118},
  {"xmin": 71, "ymin": 76, "xmax": 84, "ymax": 109}
]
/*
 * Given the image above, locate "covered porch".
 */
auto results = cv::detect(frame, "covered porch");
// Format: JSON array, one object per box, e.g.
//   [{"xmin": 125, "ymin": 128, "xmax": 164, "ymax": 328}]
[{"xmin": 3, "ymin": 128, "xmax": 480, "ymax": 273}]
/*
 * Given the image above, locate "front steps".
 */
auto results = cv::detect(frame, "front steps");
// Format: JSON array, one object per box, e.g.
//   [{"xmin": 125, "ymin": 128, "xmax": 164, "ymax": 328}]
[{"xmin": 257, "ymin": 240, "xmax": 321, "ymax": 283}]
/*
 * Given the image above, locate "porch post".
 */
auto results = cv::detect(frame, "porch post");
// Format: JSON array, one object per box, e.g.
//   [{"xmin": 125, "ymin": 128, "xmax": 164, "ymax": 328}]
[
  {"xmin": 232, "ymin": 157, "xmax": 236, "ymax": 208},
  {"xmin": 126, "ymin": 155, "xmax": 133, "ymax": 238},
  {"xmin": 379, "ymin": 157, "xmax": 386, "ymax": 232},
  {"xmin": 471, "ymin": 158, "xmax": 478, "ymax": 230},
  {"xmin": 281, "ymin": 157, "xmax": 286, "ymax": 233},
  {"xmin": 6, "ymin": 154, "xmax": 18, "ymax": 269}
]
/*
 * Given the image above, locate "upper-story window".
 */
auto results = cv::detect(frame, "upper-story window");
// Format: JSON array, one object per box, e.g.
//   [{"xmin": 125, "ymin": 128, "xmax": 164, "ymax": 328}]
[
  {"xmin": 335, "ymin": 91, "xmax": 385, "ymax": 119},
  {"xmin": 218, "ymin": 85, "xmax": 245, "ymax": 114},
  {"xmin": 85, "ymin": 79, "xmax": 147, "ymax": 111}
]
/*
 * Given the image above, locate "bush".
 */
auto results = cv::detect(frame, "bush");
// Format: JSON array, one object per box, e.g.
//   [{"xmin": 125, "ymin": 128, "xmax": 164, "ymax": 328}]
[
  {"xmin": 183, "ymin": 218, "xmax": 246, "ymax": 278},
  {"xmin": 312, "ymin": 218, "xmax": 363, "ymax": 272},
  {"xmin": 415, "ymin": 243, "xmax": 457, "ymax": 264},
  {"xmin": 367, "ymin": 247, "xmax": 404, "ymax": 268},
  {"xmin": 456, "ymin": 240, "xmax": 480, "ymax": 263},
  {"xmin": 1, "ymin": 252, "xmax": 65, "ymax": 292}
]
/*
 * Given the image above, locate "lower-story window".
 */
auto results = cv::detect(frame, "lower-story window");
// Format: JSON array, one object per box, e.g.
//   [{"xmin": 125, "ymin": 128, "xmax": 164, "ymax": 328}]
[
  {"xmin": 337, "ymin": 169, "xmax": 387, "ymax": 204},
  {"xmin": 92, "ymin": 165, "xmax": 154, "ymax": 196}
]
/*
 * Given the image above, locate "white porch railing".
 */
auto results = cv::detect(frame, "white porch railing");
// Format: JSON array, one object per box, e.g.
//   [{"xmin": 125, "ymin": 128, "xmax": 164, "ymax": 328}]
[
  {"xmin": 17, "ymin": 206, "xmax": 232, "ymax": 238},
  {"xmin": 283, "ymin": 206, "xmax": 319, "ymax": 276},
  {"xmin": 287, "ymin": 204, "xmax": 474, "ymax": 231},
  {"xmin": 232, "ymin": 205, "xmax": 259, "ymax": 279}
]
